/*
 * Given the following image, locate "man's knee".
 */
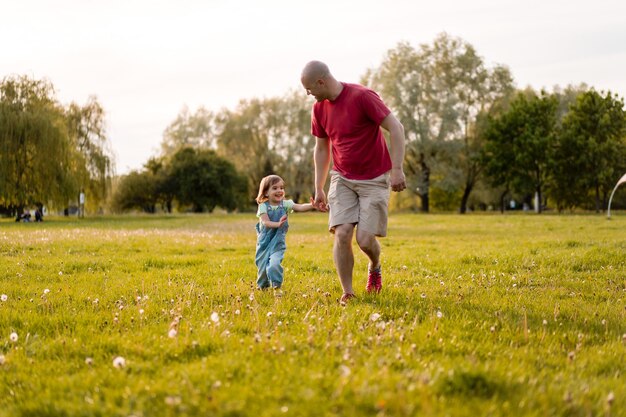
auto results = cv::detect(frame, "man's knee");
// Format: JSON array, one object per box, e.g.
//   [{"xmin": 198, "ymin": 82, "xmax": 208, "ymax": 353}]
[
  {"xmin": 334, "ymin": 224, "xmax": 354, "ymax": 245},
  {"xmin": 356, "ymin": 230, "xmax": 377, "ymax": 251}
]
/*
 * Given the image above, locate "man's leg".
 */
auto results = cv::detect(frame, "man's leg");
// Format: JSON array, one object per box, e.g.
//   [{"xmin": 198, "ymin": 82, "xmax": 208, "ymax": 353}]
[
  {"xmin": 355, "ymin": 228, "xmax": 381, "ymax": 271},
  {"xmin": 333, "ymin": 223, "xmax": 355, "ymax": 295}
]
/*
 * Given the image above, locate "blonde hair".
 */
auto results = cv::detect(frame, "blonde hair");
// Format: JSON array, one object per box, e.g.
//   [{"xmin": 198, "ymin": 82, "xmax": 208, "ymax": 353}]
[{"xmin": 256, "ymin": 175, "xmax": 285, "ymax": 204}]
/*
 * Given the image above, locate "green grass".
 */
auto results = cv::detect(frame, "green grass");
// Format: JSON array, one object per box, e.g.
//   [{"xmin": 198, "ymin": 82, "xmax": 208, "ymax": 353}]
[{"xmin": 0, "ymin": 213, "xmax": 624, "ymax": 417}]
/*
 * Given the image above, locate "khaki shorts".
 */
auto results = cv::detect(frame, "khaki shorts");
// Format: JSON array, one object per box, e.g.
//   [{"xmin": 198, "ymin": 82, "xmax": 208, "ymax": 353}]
[{"xmin": 327, "ymin": 170, "xmax": 390, "ymax": 237}]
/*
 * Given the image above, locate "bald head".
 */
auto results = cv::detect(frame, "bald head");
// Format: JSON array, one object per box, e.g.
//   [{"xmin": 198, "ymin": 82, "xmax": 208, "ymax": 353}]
[
  {"xmin": 301, "ymin": 61, "xmax": 331, "ymax": 83},
  {"xmin": 301, "ymin": 60, "xmax": 342, "ymax": 102}
]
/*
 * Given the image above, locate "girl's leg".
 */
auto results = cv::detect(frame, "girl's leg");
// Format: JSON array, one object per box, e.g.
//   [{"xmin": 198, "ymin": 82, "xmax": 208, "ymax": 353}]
[
  {"xmin": 266, "ymin": 249, "xmax": 286, "ymax": 288},
  {"xmin": 255, "ymin": 245, "xmax": 271, "ymax": 289}
]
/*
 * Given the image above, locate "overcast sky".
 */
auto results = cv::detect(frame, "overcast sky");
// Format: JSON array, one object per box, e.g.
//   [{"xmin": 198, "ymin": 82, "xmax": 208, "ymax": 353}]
[{"xmin": 3, "ymin": 0, "xmax": 625, "ymax": 174}]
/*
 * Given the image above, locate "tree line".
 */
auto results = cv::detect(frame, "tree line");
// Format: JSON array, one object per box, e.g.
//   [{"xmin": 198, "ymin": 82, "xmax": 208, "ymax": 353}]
[
  {"xmin": 3, "ymin": 33, "xmax": 626, "ymax": 215},
  {"xmin": 117, "ymin": 33, "xmax": 625, "ymax": 214}
]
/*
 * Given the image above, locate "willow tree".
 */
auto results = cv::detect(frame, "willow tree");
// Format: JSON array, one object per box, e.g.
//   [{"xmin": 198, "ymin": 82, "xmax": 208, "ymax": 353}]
[
  {"xmin": 364, "ymin": 33, "xmax": 514, "ymax": 212},
  {"xmin": 0, "ymin": 76, "xmax": 76, "ymax": 214},
  {"xmin": 0, "ymin": 76, "xmax": 114, "ymax": 215},
  {"xmin": 65, "ymin": 96, "xmax": 115, "ymax": 210}
]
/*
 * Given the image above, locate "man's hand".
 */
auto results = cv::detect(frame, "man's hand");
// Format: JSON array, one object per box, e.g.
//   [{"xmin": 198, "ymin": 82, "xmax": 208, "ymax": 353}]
[
  {"xmin": 314, "ymin": 190, "xmax": 329, "ymax": 212},
  {"xmin": 390, "ymin": 168, "xmax": 406, "ymax": 192}
]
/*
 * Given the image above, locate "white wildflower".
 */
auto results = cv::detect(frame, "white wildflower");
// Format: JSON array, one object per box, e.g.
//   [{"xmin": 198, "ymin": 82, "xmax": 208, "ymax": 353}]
[
  {"xmin": 9, "ymin": 332, "xmax": 18, "ymax": 342},
  {"xmin": 210, "ymin": 312, "xmax": 220, "ymax": 323},
  {"xmin": 85, "ymin": 357, "xmax": 94, "ymax": 366},
  {"xmin": 370, "ymin": 313, "xmax": 381, "ymax": 322},
  {"xmin": 43, "ymin": 288, "xmax": 50, "ymax": 295},
  {"xmin": 112, "ymin": 356, "xmax": 126, "ymax": 368},
  {"xmin": 0, "ymin": 294, "xmax": 7, "ymax": 302},
  {"xmin": 436, "ymin": 310, "xmax": 443, "ymax": 319},
  {"xmin": 168, "ymin": 328, "xmax": 178, "ymax": 338}
]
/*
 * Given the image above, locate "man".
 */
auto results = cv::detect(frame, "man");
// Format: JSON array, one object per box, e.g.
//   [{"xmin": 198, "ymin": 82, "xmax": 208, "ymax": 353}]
[{"xmin": 301, "ymin": 60, "xmax": 406, "ymax": 303}]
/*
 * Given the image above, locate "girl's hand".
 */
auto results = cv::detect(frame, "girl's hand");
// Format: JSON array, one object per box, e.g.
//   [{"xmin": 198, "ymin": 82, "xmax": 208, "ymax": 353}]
[{"xmin": 278, "ymin": 214, "xmax": 287, "ymax": 226}]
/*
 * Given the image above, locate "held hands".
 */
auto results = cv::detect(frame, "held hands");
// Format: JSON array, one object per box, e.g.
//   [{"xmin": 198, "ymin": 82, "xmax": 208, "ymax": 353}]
[
  {"xmin": 313, "ymin": 191, "xmax": 329, "ymax": 212},
  {"xmin": 390, "ymin": 168, "xmax": 407, "ymax": 192}
]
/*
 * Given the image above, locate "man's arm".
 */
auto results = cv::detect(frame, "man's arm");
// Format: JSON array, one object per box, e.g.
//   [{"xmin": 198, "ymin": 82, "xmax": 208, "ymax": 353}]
[
  {"xmin": 314, "ymin": 137, "xmax": 331, "ymax": 211},
  {"xmin": 380, "ymin": 113, "xmax": 407, "ymax": 192}
]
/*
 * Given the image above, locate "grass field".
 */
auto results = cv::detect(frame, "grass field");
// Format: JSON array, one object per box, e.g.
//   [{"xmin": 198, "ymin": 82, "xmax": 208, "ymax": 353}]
[{"xmin": 0, "ymin": 212, "xmax": 625, "ymax": 417}]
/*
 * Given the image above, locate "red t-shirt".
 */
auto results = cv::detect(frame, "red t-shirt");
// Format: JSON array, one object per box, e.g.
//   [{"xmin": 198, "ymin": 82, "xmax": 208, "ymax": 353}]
[{"xmin": 311, "ymin": 83, "xmax": 392, "ymax": 180}]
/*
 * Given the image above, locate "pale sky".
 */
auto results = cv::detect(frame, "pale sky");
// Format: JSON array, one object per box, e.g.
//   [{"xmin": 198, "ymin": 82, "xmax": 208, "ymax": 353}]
[{"xmin": 3, "ymin": 0, "xmax": 625, "ymax": 174}]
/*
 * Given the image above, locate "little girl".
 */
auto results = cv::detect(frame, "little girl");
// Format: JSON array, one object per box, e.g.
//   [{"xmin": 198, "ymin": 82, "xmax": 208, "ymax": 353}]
[{"xmin": 255, "ymin": 175, "xmax": 315, "ymax": 290}]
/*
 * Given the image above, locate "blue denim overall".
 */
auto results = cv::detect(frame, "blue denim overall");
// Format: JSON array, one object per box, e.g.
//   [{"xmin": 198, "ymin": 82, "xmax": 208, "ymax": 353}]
[{"xmin": 255, "ymin": 201, "xmax": 288, "ymax": 289}]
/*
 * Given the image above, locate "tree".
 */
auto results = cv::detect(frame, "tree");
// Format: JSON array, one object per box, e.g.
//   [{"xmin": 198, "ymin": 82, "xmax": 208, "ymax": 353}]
[
  {"xmin": 161, "ymin": 106, "xmax": 215, "ymax": 157},
  {"xmin": 110, "ymin": 170, "xmax": 158, "ymax": 213},
  {"xmin": 554, "ymin": 90, "xmax": 626, "ymax": 211},
  {"xmin": 168, "ymin": 147, "xmax": 247, "ymax": 212},
  {"xmin": 0, "ymin": 76, "xmax": 77, "ymax": 214},
  {"xmin": 364, "ymin": 33, "xmax": 514, "ymax": 212},
  {"xmin": 263, "ymin": 91, "xmax": 315, "ymax": 203},
  {"xmin": 65, "ymin": 97, "xmax": 115, "ymax": 210},
  {"xmin": 482, "ymin": 91, "xmax": 559, "ymax": 213}
]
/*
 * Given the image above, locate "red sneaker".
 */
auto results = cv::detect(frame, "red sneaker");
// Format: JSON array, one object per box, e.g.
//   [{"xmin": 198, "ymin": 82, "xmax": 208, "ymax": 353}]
[{"xmin": 366, "ymin": 267, "xmax": 382, "ymax": 293}]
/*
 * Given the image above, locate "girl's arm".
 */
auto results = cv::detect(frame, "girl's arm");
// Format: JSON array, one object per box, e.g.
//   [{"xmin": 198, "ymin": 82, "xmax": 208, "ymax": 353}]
[
  {"xmin": 292, "ymin": 197, "xmax": 317, "ymax": 212},
  {"xmin": 259, "ymin": 213, "xmax": 287, "ymax": 228}
]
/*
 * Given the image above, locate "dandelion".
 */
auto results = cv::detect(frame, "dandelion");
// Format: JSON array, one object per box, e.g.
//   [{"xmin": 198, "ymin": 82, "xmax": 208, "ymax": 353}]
[
  {"xmin": 43, "ymin": 288, "xmax": 50, "ymax": 295},
  {"xmin": 281, "ymin": 406, "xmax": 289, "ymax": 413},
  {"xmin": 168, "ymin": 328, "xmax": 178, "ymax": 338},
  {"xmin": 85, "ymin": 357, "xmax": 94, "ymax": 366},
  {"xmin": 267, "ymin": 312, "xmax": 273, "ymax": 318},
  {"xmin": 165, "ymin": 396, "xmax": 181, "ymax": 406},
  {"xmin": 248, "ymin": 293, "xmax": 255, "ymax": 302},
  {"xmin": 543, "ymin": 319, "xmax": 548, "ymax": 326},
  {"xmin": 1, "ymin": 294, "xmax": 7, "ymax": 302},
  {"xmin": 402, "ymin": 265, "xmax": 408, "ymax": 270},
  {"xmin": 370, "ymin": 313, "xmax": 381, "ymax": 322},
  {"xmin": 234, "ymin": 309, "xmax": 241, "ymax": 315},
  {"xmin": 436, "ymin": 310, "xmax": 443, "ymax": 319},
  {"xmin": 58, "ymin": 271, "xmax": 63, "ymax": 276},
  {"xmin": 567, "ymin": 351, "xmax": 575, "ymax": 361},
  {"xmin": 490, "ymin": 326, "xmax": 496, "ymax": 332},
  {"xmin": 213, "ymin": 380, "xmax": 222, "ymax": 388},
  {"xmin": 9, "ymin": 332, "xmax": 18, "ymax": 342},
  {"xmin": 112, "ymin": 356, "xmax": 126, "ymax": 368},
  {"xmin": 339, "ymin": 365, "xmax": 351, "ymax": 377},
  {"xmin": 607, "ymin": 391, "xmax": 615, "ymax": 406},
  {"xmin": 440, "ymin": 281, "xmax": 445, "ymax": 286},
  {"xmin": 210, "ymin": 312, "xmax": 220, "ymax": 323},
  {"xmin": 420, "ymin": 293, "xmax": 427, "ymax": 299},
  {"xmin": 139, "ymin": 309, "xmax": 145, "ymax": 315}
]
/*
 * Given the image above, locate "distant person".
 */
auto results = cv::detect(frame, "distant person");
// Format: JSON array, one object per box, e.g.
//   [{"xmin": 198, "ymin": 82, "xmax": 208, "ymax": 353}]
[
  {"xmin": 300, "ymin": 60, "xmax": 406, "ymax": 303},
  {"xmin": 78, "ymin": 189, "xmax": 85, "ymax": 218},
  {"xmin": 255, "ymin": 175, "xmax": 316, "ymax": 292},
  {"xmin": 35, "ymin": 207, "xmax": 43, "ymax": 222}
]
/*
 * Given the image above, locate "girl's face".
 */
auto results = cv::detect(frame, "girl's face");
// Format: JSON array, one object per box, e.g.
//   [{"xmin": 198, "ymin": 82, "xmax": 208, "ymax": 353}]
[{"xmin": 267, "ymin": 181, "xmax": 285, "ymax": 204}]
